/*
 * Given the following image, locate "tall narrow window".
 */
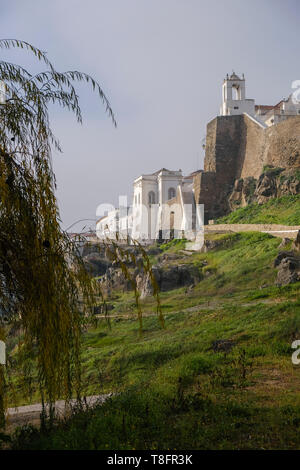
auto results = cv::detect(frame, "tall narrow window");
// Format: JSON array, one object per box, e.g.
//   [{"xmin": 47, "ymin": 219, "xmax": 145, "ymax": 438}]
[
  {"xmin": 148, "ymin": 191, "xmax": 155, "ymax": 205},
  {"xmin": 232, "ymin": 84, "xmax": 240, "ymax": 100},
  {"xmin": 168, "ymin": 187, "xmax": 176, "ymax": 200}
]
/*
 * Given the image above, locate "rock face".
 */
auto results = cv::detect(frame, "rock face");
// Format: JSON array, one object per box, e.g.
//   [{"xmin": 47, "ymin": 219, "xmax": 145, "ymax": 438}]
[
  {"xmin": 99, "ymin": 266, "xmax": 134, "ymax": 293},
  {"xmin": 254, "ymin": 171, "xmax": 281, "ymax": 204},
  {"xmin": 81, "ymin": 242, "xmax": 204, "ymax": 298},
  {"xmin": 278, "ymin": 238, "xmax": 292, "ymax": 250},
  {"xmin": 274, "ymin": 251, "xmax": 300, "ymax": 286},
  {"xmin": 228, "ymin": 177, "xmax": 257, "ymax": 210},
  {"xmin": 292, "ymin": 230, "xmax": 300, "ymax": 251},
  {"xmin": 228, "ymin": 167, "xmax": 300, "ymax": 211},
  {"xmin": 83, "ymin": 253, "xmax": 112, "ymax": 277},
  {"xmin": 136, "ymin": 264, "xmax": 201, "ymax": 298}
]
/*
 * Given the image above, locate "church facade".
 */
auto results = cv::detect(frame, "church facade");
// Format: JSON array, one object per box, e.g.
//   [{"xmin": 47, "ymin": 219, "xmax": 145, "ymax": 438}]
[{"xmin": 96, "ymin": 168, "xmax": 202, "ymax": 244}]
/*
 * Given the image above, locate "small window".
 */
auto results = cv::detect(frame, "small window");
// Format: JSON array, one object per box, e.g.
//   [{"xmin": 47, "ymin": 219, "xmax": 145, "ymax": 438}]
[
  {"xmin": 168, "ymin": 187, "xmax": 176, "ymax": 200},
  {"xmin": 234, "ymin": 106, "xmax": 239, "ymax": 110}
]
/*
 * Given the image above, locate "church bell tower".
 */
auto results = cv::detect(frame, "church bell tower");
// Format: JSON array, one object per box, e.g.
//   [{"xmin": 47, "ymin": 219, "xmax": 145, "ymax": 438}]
[{"xmin": 220, "ymin": 72, "xmax": 255, "ymax": 116}]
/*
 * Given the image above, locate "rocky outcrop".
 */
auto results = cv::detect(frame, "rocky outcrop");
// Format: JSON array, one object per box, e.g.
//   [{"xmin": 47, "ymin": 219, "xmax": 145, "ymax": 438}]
[
  {"xmin": 228, "ymin": 167, "xmax": 300, "ymax": 210},
  {"xmin": 81, "ymin": 241, "xmax": 205, "ymax": 298},
  {"xmin": 292, "ymin": 230, "xmax": 300, "ymax": 252},
  {"xmin": 228, "ymin": 177, "xmax": 257, "ymax": 209},
  {"xmin": 274, "ymin": 251, "xmax": 300, "ymax": 286},
  {"xmin": 99, "ymin": 266, "xmax": 135, "ymax": 293},
  {"xmin": 83, "ymin": 252, "xmax": 112, "ymax": 277},
  {"xmin": 136, "ymin": 264, "xmax": 202, "ymax": 298},
  {"xmin": 278, "ymin": 238, "xmax": 292, "ymax": 250}
]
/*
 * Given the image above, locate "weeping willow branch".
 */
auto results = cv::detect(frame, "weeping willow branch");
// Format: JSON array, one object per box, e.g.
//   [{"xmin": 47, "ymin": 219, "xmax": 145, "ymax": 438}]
[{"xmin": 0, "ymin": 39, "xmax": 116, "ymax": 427}]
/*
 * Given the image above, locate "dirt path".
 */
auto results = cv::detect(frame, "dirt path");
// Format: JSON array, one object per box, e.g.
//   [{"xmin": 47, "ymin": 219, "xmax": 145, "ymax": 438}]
[
  {"xmin": 6, "ymin": 394, "xmax": 111, "ymax": 432},
  {"xmin": 94, "ymin": 297, "xmax": 293, "ymax": 320}
]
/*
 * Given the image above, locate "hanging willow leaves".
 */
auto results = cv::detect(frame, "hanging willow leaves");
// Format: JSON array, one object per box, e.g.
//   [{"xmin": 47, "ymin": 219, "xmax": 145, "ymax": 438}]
[{"xmin": 0, "ymin": 39, "xmax": 116, "ymax": 427}]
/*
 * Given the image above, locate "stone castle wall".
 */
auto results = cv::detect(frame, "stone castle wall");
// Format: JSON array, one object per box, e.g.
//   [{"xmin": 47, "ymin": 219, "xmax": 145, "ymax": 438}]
[
  {"xmin": 264, "ymin": 117, "xmax": 300, "ymax": 170},
  {"xmin": 195, "ymin": 114, "xmax": 300, "ymax": 221}
]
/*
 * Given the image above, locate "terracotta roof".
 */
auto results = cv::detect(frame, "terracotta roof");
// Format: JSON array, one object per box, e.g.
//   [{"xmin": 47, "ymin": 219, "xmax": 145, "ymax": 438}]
[
  {"xmin": 255, "ymin": 105, "xmax": 275, "ymax": 111},
  {"xmin": 255, "ymin": 100, "xmax": 284, "ymax": 113}
]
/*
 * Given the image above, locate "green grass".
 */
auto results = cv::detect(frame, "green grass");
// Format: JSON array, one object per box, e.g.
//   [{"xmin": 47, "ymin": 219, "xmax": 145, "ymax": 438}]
[
  {"xmin": 159, "ymin": 238, "xmax": 187, "ymax": 252},
  {"xmin": 216, "ymin": 194, "xmax": 300, "ymax": 225},
  {"xmin": 7, "ymin": 232, "xmax": 300, "ymax": 450}
]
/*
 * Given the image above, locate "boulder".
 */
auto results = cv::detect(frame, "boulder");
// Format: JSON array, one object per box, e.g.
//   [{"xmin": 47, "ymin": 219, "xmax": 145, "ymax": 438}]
[
  {"xmin": 201, "ymin": 239, "xmax": 224, "ymax": 253},
  {"xmin": 274, "ymin": 251, "xmax": 300, "ymax": 286},
  {"xmin": 274, "ymin": 251, "xmax": 295, "ymax": 267}
]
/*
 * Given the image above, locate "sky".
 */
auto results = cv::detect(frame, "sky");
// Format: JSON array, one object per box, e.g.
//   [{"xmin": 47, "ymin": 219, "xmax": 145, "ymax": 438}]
[{"xmin": 1, "ymin": 0, "xmax": 300, "ymax": 231}]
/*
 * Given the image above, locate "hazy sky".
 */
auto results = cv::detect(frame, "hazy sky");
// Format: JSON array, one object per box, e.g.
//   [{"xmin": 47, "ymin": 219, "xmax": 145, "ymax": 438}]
[{"xmin": 1, "ymin": 0, "xmax": 300, "ymax": 230}]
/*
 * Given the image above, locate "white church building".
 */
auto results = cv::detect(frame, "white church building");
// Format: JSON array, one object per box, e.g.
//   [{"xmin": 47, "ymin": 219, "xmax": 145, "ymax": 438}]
[{"xmin": 96, "ymin": 168, "xmax": 202, "ymax": 244}]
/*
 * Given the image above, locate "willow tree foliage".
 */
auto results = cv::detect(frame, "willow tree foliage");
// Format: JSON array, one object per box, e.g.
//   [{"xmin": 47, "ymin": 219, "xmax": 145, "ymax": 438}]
[{"xmin": 0, "ymin": 39, "xmax": 116, "ymax": 425}]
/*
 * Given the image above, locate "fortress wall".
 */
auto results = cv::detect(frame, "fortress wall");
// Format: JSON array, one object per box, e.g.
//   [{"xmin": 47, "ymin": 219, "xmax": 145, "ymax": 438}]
[
  {"xmin": 205, "ymin": 115, "xmax": 242, "ymax": 184},
  {"xmin": 205, "ymin": 115, "xmax": 300, "ymax": 182},
  {"xmin": 194, "ymin": 170, "xmax": 232, "ymax": 222},
  {"xmin": 198, "ymin": 114, "xmax": 300, "ymax": 220},
  {"xmin": 263, "ymin": 116, "xmax": 300, "ymax": 169},
  {"xmin": 204, "ymin": 118, "xmax": 218, "ymax": 172},
  {"xmin": 201, "ymin": 116, "xmax": 245, "ymax": 220},
  {"xmin": 239, "ymin": 114, "xmax": 266, "ymax": 179}
]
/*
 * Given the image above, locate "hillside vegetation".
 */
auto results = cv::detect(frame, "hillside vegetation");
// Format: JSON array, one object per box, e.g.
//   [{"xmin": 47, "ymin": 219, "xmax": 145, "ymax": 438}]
[
  {"xmin": 8, "ymin": 233, "xmax": 300, "ymax": 450},
  {"xmin": 217, "ymin": 194, "xmax": 300, "ymax": 225}
]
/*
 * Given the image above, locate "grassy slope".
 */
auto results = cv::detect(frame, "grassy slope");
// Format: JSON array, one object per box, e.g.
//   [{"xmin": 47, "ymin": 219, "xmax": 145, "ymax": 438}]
[
  {"xmin": 10, "ymin": 234, "xmax": 300, "ymax": 450},
  {"xmin": 216, "ymin": 194, "xmax": 300, "ymax": 225}
]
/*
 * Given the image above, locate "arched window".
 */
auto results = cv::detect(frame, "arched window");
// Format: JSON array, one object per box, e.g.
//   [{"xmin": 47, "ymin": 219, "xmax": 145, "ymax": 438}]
[
  {"xmin": 232, "ymin": 84, "xmax": 241, "ymax": 100},
  {"xmin": 168, "ymin": 187, "xmax": 176, "ymax": 200},
  {"xmin": 148, "ymin": 191, "xmax": 155, "ymax": 205}
]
